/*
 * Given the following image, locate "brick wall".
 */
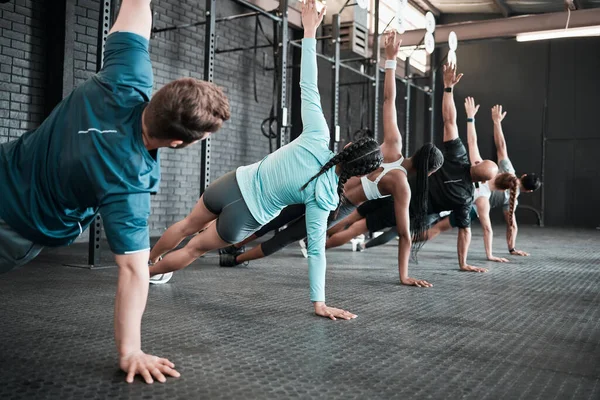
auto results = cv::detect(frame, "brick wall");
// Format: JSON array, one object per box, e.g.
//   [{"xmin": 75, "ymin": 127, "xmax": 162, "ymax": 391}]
[
  {"xmin": 0, "ymin": 0, "xmax": 46, "ymax": 144},
  {"xmin": 74, "ymin": 0, "xmax": 100, "ymax": 85},
  {"xmin": 149, "ymin": 0, "xmax": 287, "ymax": 235}
]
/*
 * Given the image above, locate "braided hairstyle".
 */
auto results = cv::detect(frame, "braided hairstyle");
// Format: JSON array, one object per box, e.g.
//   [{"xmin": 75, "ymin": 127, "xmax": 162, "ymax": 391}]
[
  {"xmin": 301, "ymin": 137, "xmax": 383, "ymax": 217},
  {"xmin": 410, "ymin": 143, "xmax": 444, "ymax": 259},
  {"xmin": 494, "ymin": 172, "xmax": 519, "ymax": 227}
]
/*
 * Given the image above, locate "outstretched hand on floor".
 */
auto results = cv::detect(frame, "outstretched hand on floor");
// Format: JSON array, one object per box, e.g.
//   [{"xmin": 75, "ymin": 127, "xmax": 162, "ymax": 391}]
[
  {"xmin": 460, "ymin": 265, "xmax": 488, "ymax": 273},
  {"xmin": 401, "ymin": 276, "xmax": 433, "ymax": 288},
  {"xmin": 120, "ymin": 350, "xmax": 180, "ymax": 384},
  {"xmin": 314, "ymin": 302, "xmax": 357, "ymax": 321},
  {"xmin": 487, "ymin": 255, "xmax": 509, "ymax": 263}
]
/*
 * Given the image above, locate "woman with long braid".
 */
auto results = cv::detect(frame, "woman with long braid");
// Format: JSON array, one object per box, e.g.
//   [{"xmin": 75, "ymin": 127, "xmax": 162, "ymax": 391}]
[
  {"xmin": 220, "ymin": 30, "xmax": 444, "ymax": 288},
  {"xmin": 146, "ymin": 1, "xmax": 383, "ymax": 320}
]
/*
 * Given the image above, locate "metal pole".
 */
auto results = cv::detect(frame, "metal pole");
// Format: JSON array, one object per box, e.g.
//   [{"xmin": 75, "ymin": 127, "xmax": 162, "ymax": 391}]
[
  {"xmin": 276, "ymin": 0, "xmax": 289, "ymax": 149},
  {"xmin": 404, "ymin": 57, "xmax": 411, "ymax": 156},
  {"xmin": 230, "ymin": 0, "xmax": 282, "ymax": 22},
  {"xmin": 340, "ymin": 62, "xmax": 375, "ymax": 80},
  {"xmin": 153, "ymin": 11, "xmax": 262, "ymax": 34},
  {"xmin": 540, "ymin": 41, "xmax": 551, "ymax": 228},
  {"xmin": 289, "ymin": 41, "xmax": 335, "ymax": 62},
  {"xmin": 215, "ymin": 43, "xmax": 272, "ymax": 54},
  {"xmin": 65, "ymin": 0, "xmax": 114, "ymax": 269},
  {"xmin": 331, "ymin": 14, "xmax": 341, "ymax": 151},
  {"xmin": 372, "ymin": 0, "xmax": 381, "ymax": 141},
  {"xmin": 201, "ymin": 0, "xmax": 216, "ymax": 195}
]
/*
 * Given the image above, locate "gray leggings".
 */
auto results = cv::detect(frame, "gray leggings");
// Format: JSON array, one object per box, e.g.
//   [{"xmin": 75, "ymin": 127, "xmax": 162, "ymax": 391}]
[
  {"xmin": 258, "ymin": 202, "xmax": 356, "ymax": 257},
  {"xmin": 203, "ymin": 171, "xmax": 261, "ymax": 244},
  {"xmin": 0, "ymin": 217, "xmax": 44, "ymax": 273}
]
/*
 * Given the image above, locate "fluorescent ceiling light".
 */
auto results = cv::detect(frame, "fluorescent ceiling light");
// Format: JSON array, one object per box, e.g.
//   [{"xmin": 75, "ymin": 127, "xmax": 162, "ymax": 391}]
[{"xmin": 516, "ymin": 25, "xmax": 600, "ymax": 42}]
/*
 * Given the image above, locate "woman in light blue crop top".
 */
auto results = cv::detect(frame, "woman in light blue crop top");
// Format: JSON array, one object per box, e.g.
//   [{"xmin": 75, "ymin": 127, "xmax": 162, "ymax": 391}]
[
  {"xmin": 147, "ymin": 1, "xmax": 383, "ymax": 321},
  {"xmin": 223, "ymin": 31, "xmax": 445, "ymax": 288}
]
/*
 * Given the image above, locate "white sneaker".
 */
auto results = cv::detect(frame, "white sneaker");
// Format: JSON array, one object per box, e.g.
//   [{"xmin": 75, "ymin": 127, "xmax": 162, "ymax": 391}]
[
  {"xmin": 350, "ymin": 234, "xmax": 365, "ymax": 252},
  {"xmin": 149, "ymin": 272, "xmax": 173, "ymax": 285},
  {"xmin": 299, "ymin": 239, "xmax": 308, "ymax": 258}
]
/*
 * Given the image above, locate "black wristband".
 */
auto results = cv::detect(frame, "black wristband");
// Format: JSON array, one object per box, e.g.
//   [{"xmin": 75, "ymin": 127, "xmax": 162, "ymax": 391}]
[
  {"xmin": 444, "ymin": 87, "xmax": 452, "ymax": 93},
  {"xmin": 509, "ymin": 248, "xmax": 516, "ymax": 253},
  {"xmin": 467, "ymin": 118, "xmax": 474, "ymax": 123}
]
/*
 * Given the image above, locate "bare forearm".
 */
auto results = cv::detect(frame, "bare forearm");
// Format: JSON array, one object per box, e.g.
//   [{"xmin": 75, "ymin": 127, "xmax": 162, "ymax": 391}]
[
  {"xmin": 383, "ymin": 69, "xmax": 396, "ymax": 104},
  {"xmin": 397, "ymin": 234, "xmax": 411, "ymax": 282},
  {"xmin": 457, "ymin": 228, "xmax": 471, "ymax": 268},
  {"xmin": 467, "ymin": 122, "xmax": 480, "ymax": 162},
  {"xmin": 442, "ymin": 92, "xmax": 457, "ymax": 125},
  {"xmin": 483, "ymin": 227, "xmax": 494, "ymax": 258},
  {"xmin": 506, "ymin": 222, "xmax": 517, "ymax": 249},
  {"xmin": 114, "ymin": 264, "xmax": 149, "ymax": 357},
  {"xmin": 493, "ymin": 121, "xmax": 507, "ymax": 154}
]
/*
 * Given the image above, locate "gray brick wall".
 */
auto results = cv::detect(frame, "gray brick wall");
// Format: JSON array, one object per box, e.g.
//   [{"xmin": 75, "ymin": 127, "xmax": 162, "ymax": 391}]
[
  {"xmin": 149, "ymin": 0, "xmax": 287, "ymax": 235},
  {"xmin": 0, "ymin": 0, "xmax": 46, "ymax": 144},
  {"xmin": 74, "ymin": 0, "xmax": 100, "ymax": 85}
]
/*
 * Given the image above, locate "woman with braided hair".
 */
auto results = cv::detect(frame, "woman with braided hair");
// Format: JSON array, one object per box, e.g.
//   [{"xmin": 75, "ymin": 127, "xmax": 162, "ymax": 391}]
[
  {"xmin": 146, "ymin": 1, "xmax": 383, "ymax": 321},
  {"xmin": 220, "ymin": 30, "xmax": 444, "ymax": 289}
]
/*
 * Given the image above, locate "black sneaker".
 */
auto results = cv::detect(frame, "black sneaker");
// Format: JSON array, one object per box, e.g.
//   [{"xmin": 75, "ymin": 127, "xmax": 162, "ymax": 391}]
[
  {"xmin": 219, "ymin": 245, "xmax": 245, "ymax": 255},
  {"xmin": 219, "ymin": 253, "xmax": 249, "ymax": 267}
]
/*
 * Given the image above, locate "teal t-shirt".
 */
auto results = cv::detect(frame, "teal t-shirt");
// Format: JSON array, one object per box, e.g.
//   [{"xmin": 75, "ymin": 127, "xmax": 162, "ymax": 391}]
[{"xmin": 0, "ymin": 32, "xmax": 159, "ymax": 254}]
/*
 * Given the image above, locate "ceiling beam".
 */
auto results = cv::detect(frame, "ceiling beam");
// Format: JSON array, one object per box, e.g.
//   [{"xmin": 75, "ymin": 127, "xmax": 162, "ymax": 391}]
[
  {"xmin": 408, "ymin": 0, "xmax": 427, "ymax": 16},
  {"xmin": 418, "ymin": 0, "xmax": 441, "ymax": 18},
  {"xmin": 398, "ymin": 7, "xmax": 600, "ymax": 46},
  {"xmin": 493, "ymin": 0, "xmax": 512, "ymax": 18}
]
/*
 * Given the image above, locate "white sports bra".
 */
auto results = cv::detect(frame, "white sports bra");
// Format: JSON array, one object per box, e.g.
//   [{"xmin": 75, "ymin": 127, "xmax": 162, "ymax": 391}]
[{"xmin": 360, "ymin": 156, "xmax": 407, "ymax": 201}]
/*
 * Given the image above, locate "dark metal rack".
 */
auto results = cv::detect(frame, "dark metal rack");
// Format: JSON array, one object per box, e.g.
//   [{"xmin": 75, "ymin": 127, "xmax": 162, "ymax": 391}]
[{"xmin": 64, "ymin": 0, "xmax": 116, "ymax": 270}]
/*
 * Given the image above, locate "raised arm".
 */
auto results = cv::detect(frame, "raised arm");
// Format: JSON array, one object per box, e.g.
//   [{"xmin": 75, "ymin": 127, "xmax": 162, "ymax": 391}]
[
  {"xmin": 465, "ymin": 97, "xmax": 482, "ymax": 165},
  {"xmin": 110, "ymin": 0, "xmax": 152, "ymax": 40},
  {"xmin": 299, "ymin": 0, "xmax": 329, "ymax": 141},
  {"xmin": 381, "ymin": 31, "xmax": 403, "ymax": 161},
  {"xmin": 492, "ymin": 105, "xmax": 509, "ymax": 161},
  {"xmin": 388, "ymin": 180, "xmax": 432, "ymax": 287},
  {"xmin": 305, "ymin": 201, "xmax": 356, "ymax": 321},
  {"xmin": 442, "ymin": 63, "xmax": 463, "ymax": 142}
]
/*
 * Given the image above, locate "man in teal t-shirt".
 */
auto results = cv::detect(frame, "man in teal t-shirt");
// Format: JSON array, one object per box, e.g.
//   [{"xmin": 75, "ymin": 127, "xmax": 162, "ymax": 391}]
[{"xmin": 0, "ymin": 0, "xmax": 230, "ymax": 384}]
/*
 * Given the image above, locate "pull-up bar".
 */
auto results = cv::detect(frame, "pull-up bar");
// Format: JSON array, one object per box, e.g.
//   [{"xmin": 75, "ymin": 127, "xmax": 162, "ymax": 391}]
[{"xmin": 153, "ymin": 11, "xmax": 271, "ymax": 34}]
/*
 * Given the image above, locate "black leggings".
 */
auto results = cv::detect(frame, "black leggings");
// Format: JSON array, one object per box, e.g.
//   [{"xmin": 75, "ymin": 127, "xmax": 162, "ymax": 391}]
[
  {"xmin": 257, "ymin": 203, "xmax": 356, "ymax": 257},
  {"xmin": 253, "ymin": 204, "xmax": 306, "ymax": 238},
  {"xmin": 363, "ymin": 227, "xmax": 397, "ymax": 249},
  {"xmin": 363, "ymin": 213, "xmax": 445, "ymax": 249}
]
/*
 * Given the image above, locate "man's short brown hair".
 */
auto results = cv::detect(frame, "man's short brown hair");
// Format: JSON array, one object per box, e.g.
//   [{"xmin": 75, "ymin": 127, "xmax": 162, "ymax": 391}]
[{"xmin": 144, "ymin": 78, "xmax": 230, "ymax": 143}]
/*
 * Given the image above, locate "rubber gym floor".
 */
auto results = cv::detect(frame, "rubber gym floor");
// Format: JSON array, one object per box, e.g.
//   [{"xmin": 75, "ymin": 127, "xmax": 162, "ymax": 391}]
[{"xmin": 0, "ymin": 226, "xmax": 598, "ymax": 399}]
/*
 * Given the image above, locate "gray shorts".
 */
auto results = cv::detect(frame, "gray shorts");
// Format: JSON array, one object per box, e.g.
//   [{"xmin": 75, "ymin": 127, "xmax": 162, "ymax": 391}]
[
  {"xmin": 0, "ymin": 217, "xmax": 44, "ymax": 273},
  {"xmin": 202, "ymin": 171, "xmax": 261, "ymax": 244}
]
